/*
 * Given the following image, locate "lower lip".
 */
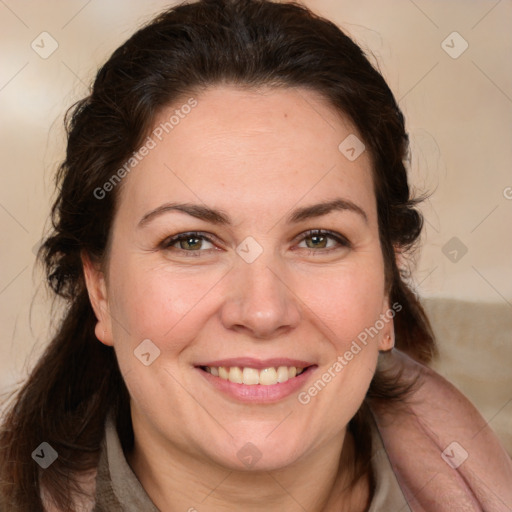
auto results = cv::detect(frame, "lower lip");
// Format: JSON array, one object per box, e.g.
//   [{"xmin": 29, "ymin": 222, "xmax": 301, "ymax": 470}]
[{"xmin": 196, "ymin": 366, "xmax": 316, "ymax": 403}]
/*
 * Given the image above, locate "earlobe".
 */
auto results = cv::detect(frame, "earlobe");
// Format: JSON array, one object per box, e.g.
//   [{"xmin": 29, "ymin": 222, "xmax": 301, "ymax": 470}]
[
  {"xmin": 81, "ymin": 250, "xmax": 114, "ymax": 346},
  {"xmin": 378, "ymin": 329, "xmax": 395, "ymax": 352},
  {"xmin": 378, "ymin": 296, "xmax": 395, "ymax": 352}
]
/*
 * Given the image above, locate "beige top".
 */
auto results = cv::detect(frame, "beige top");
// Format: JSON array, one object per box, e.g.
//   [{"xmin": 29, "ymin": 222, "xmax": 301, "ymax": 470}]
[{"xmin": 93, "ymin": 414, "xmax": 411, "ymax": 511}]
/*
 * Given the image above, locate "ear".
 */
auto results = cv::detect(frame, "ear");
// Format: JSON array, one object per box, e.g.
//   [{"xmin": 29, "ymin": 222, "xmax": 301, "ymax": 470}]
[
  {"xmin": 82, "ymin": 250, "xmax": 114, "ymax": 346},
  {"xmin": 378, "ymin": 295, "xmax": 395, "ymax": 352}
]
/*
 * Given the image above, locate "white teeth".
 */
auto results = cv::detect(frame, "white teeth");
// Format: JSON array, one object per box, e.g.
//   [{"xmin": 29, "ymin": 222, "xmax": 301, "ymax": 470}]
[
  {"xmin": 204, "ymin": 365, "xmax": 306, "ymax": 385},
  {"xmin": 228, "ymin": 366, "xmax": 243, "ymax": 384},
  {"xmin": 277, "ymin": 366, "xmax": 289, "ymax": 383},
  {"xmin": 259, "ymin": 367, "xmax": 278, "ymax": 385},
  {"xmin": 242, "ymin": 367, "xmax": 259, "ymax": 385}
]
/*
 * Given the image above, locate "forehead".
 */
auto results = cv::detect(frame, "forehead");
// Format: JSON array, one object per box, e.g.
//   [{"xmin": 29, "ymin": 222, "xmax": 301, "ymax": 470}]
[{"xmin": 116, "ymin": 85, "xmax": 376, "ymax": 227}]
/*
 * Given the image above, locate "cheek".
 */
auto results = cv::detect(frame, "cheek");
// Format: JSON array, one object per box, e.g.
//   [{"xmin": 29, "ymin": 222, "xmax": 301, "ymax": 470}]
[
  {"xmin": 294, "ymin": 263, "xmax": 385, "ymax": 428},
  {"xmin": 107, "ymin": 259, "xmax": 226, "ymax": 351},
  {"xmin": 293, "ymin": 258, "xmax": 386, "ymax": 348},
  {"xmin": 105, "ymin": 262, "xmax": 225, "ymax": 412}
]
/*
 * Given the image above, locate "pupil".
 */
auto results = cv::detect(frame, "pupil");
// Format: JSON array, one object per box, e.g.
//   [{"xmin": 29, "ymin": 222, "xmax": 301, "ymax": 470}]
[
  {"xmin": 183, "ymin": 237, "xmax": 201, "ymax": 250},
  {"xmin": 308, "ymin": 235, "xmax": 326, "ymax": 249}
]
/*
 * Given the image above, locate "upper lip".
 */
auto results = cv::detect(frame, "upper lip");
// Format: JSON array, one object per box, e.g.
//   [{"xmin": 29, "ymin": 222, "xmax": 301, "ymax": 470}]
[{"xmin": 195, "ymin": 357, "xmax": 315, "ymax": 370}]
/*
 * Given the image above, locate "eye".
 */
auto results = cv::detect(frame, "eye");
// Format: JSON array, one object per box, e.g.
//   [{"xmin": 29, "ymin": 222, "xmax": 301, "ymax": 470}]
[
  {"xmin": 296, "ymin": 229, "xmax": 350, "ymax": 253},
  {"xmin": 158, "ymin": 229, "xmax": 350, "ymax": 257},
  {"xmin": 160, "ymin": 232, "xmax": 216, "ymax": 255}
]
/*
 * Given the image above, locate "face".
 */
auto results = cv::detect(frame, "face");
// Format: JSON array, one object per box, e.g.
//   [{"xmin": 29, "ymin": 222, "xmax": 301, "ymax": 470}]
[{"xmin": 84, "ymin": 85, "xmax": 393, "ymax": 471}]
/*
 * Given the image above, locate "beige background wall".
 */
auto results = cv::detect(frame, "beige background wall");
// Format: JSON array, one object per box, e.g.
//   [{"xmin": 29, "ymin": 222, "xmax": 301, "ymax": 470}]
[{"xmin": 1, "ymin": 0, "xmax": 511, "ymax": 433}]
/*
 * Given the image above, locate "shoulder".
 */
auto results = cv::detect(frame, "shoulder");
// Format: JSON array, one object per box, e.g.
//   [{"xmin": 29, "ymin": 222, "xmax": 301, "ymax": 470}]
[{"xmin": 370, "ymin": 349, "xmax": 512, "ymax": 511}]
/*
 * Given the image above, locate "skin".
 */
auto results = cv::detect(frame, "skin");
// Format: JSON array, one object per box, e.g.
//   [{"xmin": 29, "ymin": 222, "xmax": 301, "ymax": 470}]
[{"xmin": 83, "ymin": 85, "xmax": 394, "ymax": 512}]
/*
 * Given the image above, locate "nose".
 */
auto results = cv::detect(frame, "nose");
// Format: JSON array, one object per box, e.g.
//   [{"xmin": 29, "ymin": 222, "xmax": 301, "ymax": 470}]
[{"xmin": 220, "ymin": 256, "xmax": 301, "ymax": 339}]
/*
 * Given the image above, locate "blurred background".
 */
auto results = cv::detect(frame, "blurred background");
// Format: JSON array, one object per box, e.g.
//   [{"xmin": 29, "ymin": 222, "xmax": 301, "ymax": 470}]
[{"xmin": 1, "ymin": 1, "xmax": 511, "ymax": 451}]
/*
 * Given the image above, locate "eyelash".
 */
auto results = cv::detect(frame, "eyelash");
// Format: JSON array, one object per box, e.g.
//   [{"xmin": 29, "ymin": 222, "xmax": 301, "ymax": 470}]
[{"xmin": 158, "ymin": 229, "xmax": 351, "ymax": 257}]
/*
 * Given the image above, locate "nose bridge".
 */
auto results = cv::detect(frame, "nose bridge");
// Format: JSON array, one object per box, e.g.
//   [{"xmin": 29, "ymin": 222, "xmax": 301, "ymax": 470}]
[{"xmin": 220, "ymin": 249, "xmax": 300, "ymax": 337}]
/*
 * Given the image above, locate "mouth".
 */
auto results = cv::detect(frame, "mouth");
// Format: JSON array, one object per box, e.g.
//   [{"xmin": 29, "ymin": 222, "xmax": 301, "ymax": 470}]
[{"xmin": 194, "ymin": 358, "xmax": 316, "ymax": 403}]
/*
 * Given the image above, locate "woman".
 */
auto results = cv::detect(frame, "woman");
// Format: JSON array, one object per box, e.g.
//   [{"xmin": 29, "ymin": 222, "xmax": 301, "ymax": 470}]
[{"xmin": 1, "ymin": 0, "xmax": 511, "ymax": 510}]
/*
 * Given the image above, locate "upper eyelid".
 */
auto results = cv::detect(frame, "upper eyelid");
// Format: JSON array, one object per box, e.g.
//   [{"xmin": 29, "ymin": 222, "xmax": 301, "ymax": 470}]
[
  {"xmin": 294, "ymin": 229, "xmax": 349, "ymax": 244},
  {"xmin": 162, "ymin": 229, "xmax": 349, "ymax": 250},
  {"xmin": 161, "ymin": 231, "xmax": 217, "ymax": 248}
]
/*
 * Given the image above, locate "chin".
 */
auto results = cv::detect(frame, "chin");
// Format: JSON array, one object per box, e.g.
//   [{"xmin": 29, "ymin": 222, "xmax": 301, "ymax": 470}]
[{"xmin": 204, "ymin": 431, "xmax": 309, "ymax": 472}]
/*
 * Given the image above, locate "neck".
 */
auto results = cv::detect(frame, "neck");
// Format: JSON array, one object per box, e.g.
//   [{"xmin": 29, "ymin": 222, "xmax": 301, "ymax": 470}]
[{"xmin": 126, "ymin": 415, "xmax": 371, "ymax": 512}]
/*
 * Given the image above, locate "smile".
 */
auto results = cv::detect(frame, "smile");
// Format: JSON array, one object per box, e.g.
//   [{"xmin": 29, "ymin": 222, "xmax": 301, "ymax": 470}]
[
  {"xmin": 201, "ymin": 365, "xmax": 306, "ymax": 385},
  {"xmin": 195, "ymin": 358, "xmax": 316, "ymax": 403}
]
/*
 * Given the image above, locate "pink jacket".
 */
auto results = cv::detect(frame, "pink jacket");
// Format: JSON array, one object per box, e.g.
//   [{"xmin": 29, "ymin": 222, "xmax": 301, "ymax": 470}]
[{"xmin": 371, "ymin": 349, "xmax": 512, "ymax": 511}]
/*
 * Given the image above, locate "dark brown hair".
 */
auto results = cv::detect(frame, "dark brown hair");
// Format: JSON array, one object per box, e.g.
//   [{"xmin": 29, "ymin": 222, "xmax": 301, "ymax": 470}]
[{"xmin": 0, "ymin": 0, "xmax": 436, "ymax": 509}]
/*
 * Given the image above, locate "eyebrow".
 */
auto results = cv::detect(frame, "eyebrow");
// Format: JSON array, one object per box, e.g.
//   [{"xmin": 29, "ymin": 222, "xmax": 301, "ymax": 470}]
[{"xmin": 137, "ymin": 198, "xmax": 368, "ymax": 228}]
